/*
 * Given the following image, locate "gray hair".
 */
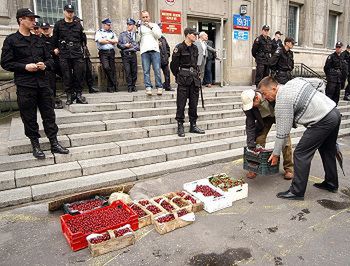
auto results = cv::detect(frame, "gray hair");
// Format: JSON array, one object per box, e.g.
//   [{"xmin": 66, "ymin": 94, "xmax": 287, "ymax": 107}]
[{"xmin": 199, "ymin": 31, "xmax": 207, "ymax": 38}]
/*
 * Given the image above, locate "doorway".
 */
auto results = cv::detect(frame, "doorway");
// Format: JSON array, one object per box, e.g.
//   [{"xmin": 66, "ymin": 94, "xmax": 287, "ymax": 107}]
[{"xmin": 187, "ymin": 19, "xmax": 223, "ymax": 85}]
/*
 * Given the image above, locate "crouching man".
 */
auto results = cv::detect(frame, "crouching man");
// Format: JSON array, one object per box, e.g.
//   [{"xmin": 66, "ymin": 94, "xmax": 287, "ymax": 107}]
[
  {"xmin": 258, "ymin": 76, "xmax": 340, "ymax": 200},
  {"xmin": 241, "ymin": 89, "xmax": 293, "ymax": 180}
]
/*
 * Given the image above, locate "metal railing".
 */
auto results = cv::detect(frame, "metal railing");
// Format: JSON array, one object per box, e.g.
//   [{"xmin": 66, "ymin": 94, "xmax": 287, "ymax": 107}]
[{"xmin": 293, "ymin": 63, "xmax": 326, "ymax": 81}]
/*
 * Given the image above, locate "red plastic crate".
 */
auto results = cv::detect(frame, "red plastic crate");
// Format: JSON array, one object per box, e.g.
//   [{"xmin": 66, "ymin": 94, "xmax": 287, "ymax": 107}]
[{"xmin": 60, "ymin": 200, "xmax": 138, "ymax": 251}]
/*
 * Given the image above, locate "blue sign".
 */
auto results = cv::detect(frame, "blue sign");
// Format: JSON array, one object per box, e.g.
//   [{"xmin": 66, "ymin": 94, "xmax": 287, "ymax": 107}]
[
  {"xmin": 233, "ymin": 30, "xmax": 249, "ymax": 41},
  {"xmin": 233, "ymin": 14, "xmax": 251, "ymax": 30}
]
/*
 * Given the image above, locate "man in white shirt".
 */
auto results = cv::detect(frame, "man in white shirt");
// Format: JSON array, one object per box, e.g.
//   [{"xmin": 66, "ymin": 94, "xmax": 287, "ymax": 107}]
[{"xmin": 136, "ymin": 10, "xmax": 163, "ymax": 95}]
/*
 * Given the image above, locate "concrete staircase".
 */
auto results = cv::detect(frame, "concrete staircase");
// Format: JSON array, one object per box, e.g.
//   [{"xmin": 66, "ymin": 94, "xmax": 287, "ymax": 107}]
[{"xmin": 1, "ymin": 86, "xmax": 350, "ymax": 208}]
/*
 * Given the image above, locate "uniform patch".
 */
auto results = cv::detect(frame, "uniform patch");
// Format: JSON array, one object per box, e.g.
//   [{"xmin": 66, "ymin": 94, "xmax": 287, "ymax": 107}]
[
  {"xmin": 327, "ymin": 55, "xmax": 331, "ymax": 60},
  {"xmin": 173, "ymin": 47, "xmax": 178, "ymax": 53},
  {"xmin": 275, "ymin": 49, "xmax": 280, "ymax": 54},
  {"xmin": 255, "ymin": 37, "xmax": 259, "ymax": 42}
]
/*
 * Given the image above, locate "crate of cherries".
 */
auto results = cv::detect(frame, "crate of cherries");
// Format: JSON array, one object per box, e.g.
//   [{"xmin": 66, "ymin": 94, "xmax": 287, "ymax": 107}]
[
  {"xmin": 127, "ymin": 202, "xmax": 152, "ymax": 228},
  {"xmin": 60, "ymin": 200, "xmax": 138, "ymax": 251},
  {"xmin": 153, "ymin": 208, "xmax": 195, "ymax": 235},
  {"xmin": 165, "ymin": 191, "xmax": 204, "ymax": 213},
  {"xmin": 152, "ymin": 196, "xmax": 179, "ymax": 212},
  {"xmin": 63, "ymin": 196, "xmax": 108, "ymax": 215},
  {"xmin": 87, "ymin": 224, "xmax": 135, "ymax": 257},
  {"xmin": 137, "ymin": 199, "xmax": 166, "ymax": 218},
  {"xmin": 183, "ymin": 179, "xmax": 232, "ymax": 213}
]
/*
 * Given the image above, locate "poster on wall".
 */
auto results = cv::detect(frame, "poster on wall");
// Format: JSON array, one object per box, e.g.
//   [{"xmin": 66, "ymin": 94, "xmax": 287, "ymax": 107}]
[
  {"xmin": 160, "ymin": 9, "xmax": 182, "ymax": 34},
  {"xmin": 233, "ymin": 30, "xmax": 249, "ymax": 41}
]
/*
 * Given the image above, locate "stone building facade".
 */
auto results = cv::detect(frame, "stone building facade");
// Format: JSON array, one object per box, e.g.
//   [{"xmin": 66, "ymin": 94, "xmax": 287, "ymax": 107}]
[{"xmin": 0, "ymin": 0, "xmax": 349, "ymax": 86}]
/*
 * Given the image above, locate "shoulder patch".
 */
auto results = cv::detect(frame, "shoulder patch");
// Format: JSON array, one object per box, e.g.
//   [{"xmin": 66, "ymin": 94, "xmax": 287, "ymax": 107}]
[
  {"xmin": 327, "ymin": 55, "xmax": 331, "ymax": 60},
  {"xmin": 275, "ymin": 48, "xmax": 280, "ymax": 54},
  {"xmin": 173, "ymin": 47, "xmax": 178, "ymax": 53},
  {"xmin": 255, "ymin": 37, "xmax": 259, "ymax": 42}
]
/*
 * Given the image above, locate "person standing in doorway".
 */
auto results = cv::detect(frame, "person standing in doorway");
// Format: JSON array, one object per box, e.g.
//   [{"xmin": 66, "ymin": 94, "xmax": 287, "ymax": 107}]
[
  {"xmin": 118, "ymin": 18, "xmax": 139, "ymax": 93},
  {"xmin": 252, "ymin": 25, "xmax": 272, "ymax": 86},
  {"xmin": 95, "ymin": 18, "xmax": 118, "ymax": 93},
  {"xmin": 1, "ymin": 8, "xmax": 69, "ymax": 159},
  {"xmin": 203, "ymin": 38, "xmax": 216, "ymax": 87},
  {"xmin": 170, "ymin": 28, "xmax": 205, "ymax": 137},
  {"xmin": 158, "ymin": 25, "xmax": 174, "ymax": 91},
  {"xmin": 136, "ymin": 10, "xmax": 163, "ymax": 96},
  {"xmin": 195, "ymin": 32, "xmax": 216, "ymax": 82}
]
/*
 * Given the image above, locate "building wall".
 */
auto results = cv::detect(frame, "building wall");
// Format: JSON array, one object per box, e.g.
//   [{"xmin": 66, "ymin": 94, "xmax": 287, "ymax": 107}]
[{"xmin": 0, "ymin": 0, "xmax": 350, "ymax": 85}]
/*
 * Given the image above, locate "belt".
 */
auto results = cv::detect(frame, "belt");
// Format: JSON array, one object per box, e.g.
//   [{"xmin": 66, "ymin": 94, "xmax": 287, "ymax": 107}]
[
  {"xmin": 99, "ymin": 49, "xmax": 115, "ymax": 52},
  {"xmin": 123, "ymin": 51, "xmax": 136, "ymax": 55},
  {"xmin": 179, "ymin": 67, "xmax": 197, "ymax": 72}
]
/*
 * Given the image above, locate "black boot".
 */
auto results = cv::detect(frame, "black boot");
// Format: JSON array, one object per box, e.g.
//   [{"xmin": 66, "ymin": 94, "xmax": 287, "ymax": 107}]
[
  {"xmin": 89, "ymin": 86, "xmax": 99, "ymax": 93},
  {"xmin": 107, "ymin": 87, "xmax": 114, "ymax": 93},
  {"xmin": 132, "ymin": 87, "xmax": 137, "ymax": 92},
  {"xmin": 114, "ymin": 86, "xmax": 119, "ymax": 92},
  {"xmin": 76, "ymin": 93, "xmax": 88, "ymax": 104},
  {"xmin": 30, "ymin": 139, "xmax": 45, "ymax": 159},
  {"xmin": 66, "ymin": 93, "xmax": 73, "ymax": 105},
  {"xmin": 177, "ymin": 122, "xmax": 185, "ymax": 137},
  {"xmin": 50, "ymin": 137, "xmax": 69, "ymax": 154},
  {"xmin": 54, "ymin": 98, "xmax": 63, "ymax": 109},
  {"xmin": 190, "ymin": 122, "xmax": 205, "ymax": 134},
  {"xmin": 128, "ymin": 87, "xmax": 133, "ymax": 93}
]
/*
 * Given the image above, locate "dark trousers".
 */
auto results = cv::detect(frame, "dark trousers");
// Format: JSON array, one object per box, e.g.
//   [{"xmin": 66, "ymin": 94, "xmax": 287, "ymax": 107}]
[
  {"xmin": 121, "ymin": 53, "xmax": 137, "ymax": 89},
  {"xmin": 290, "ymin": 108, "xmax": 341, "ymax": 196},
  {"xmin": 161, "ymin": 64, "xmax": 171, "ymax": 89},
  {"xmin": 85, "ymin": 57, "xmax": 94, "ymax": 88},
  {"xmin": 175, "ymin": 84, "xmax": 199, "ymax": 123},
  {"xmin": 203, "ymin": 59, "xmax": 213, "ymax": 85},
  {"xmin": 255, "ymin": 63, "xmax": 270, "ymax": 86},
  {"xmin": 344, "ymin": 76, "xmax": 350, "ymax": 97},
  {"xmin": 99, "ymin": 49, "xmax": 117, "ymax": 89},
  {"xmin": 59, "ymin": 57, "xmax": 84, "ymax": 94},
  {"xmin": 16, "ymin": 86, "xmax": 58, "ymax": 140},
  {"xmin": 275, "ymin": 71, "xmax": 292, "ymax": 85},
  {"xmin": 47, "ymin": 70, "xmax": 57, "ymax": 97},
  {"xmin": 325, "ymin": 81, "xmax": 341, "ymax": 105}
]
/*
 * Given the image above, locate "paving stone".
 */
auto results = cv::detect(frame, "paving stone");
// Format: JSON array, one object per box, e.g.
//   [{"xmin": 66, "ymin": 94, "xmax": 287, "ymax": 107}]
[
  {"xmin": 0, "ymin": 187, "xmax": 32, "ymax": 208},
  {"xmin": 79, "ymin": 150, "xmax": 166, "ymax": 176},
  {"xmin": 68, "ymin": 103, "xmax": 117, "ymax": 113},
  {"xmin": 15, "ymin": 162, "xmax": 82, "ymax": 187},
  {"xmin": 54, "ymin": 143, "xmax": 120, "ymax": 163},
  {"xmin": 0, "ymin": 171, "xmax": 15, "ymax": 191},
  {"xmin": 0, "ymin": 153, "xmax": 55, "ymax": 172},
  {"xmin": 31, "ymin": 169, "xmax": 136, "ymax": 201}
]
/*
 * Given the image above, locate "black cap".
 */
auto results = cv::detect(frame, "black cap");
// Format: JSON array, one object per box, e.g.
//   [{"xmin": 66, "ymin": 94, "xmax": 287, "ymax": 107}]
[
  {"xmin": 33, "ymin": 23, "xmax": 39, "ymax": 29},
  {"xmin": 40, "ymin": 22, "xmax": 51, "ymax": 29},
  {"xmin": 126, "ymin": 18, "xmax": 136, "ymax": 25},
  {"xmin": 184, "ymin": 27, "xmax": 199, "ymax": 36},
  {"xmin": 262, "ymin": 25, "xmax": 270, "ymax": 30},
  {"xmin": 64, "ymin": 4, "xmax": 75, "ymax": 12},
  {"xmin": 275, "ymin": 31, "xmax": 283, "ymax": 35},
  {"xmin": 16, "ymin": 8, "xmax": 40, "ymax": 19},
  {"xmin": 284, "ymin": 37, "xmax": 295, "ymax": 45},
  {"xmin": 335, "ymin": 41, "xmax": 343, "ymax": 48}
]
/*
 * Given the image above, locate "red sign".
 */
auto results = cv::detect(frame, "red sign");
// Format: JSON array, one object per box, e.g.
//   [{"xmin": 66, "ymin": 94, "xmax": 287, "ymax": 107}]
[
  {"xmin": 160, "ymin": 10, "xmax": 181, "ymax": 24},
  {"xmin": 162, "ymin": 23, "xmax": 182, "ymax": 34}
]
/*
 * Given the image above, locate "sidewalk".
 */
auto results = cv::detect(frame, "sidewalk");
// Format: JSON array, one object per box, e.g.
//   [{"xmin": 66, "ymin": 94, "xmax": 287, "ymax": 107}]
[{"xmin": 0, "ymin": 136, "xmax": 349, "ymax": 266}]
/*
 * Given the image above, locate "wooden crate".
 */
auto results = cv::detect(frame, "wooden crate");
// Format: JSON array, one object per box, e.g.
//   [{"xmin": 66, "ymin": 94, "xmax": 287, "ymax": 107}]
[
  {"xmin": 152, "ymin": 196, "xmax": 180, "ymax": 213},
  {"xmin": 88, "ymin": 228, "xmax": 135, "ymax": 257},
  {"xmin": 165, "ymin": 191, "xmax": 204, "ymax": 213},
  {"xmin": 127, "ymin": 202, "xmax": 152, "ymax": 229},
  {"xmin": 153, "ymin": 212, "xmax": 194, "ymax": 235}
]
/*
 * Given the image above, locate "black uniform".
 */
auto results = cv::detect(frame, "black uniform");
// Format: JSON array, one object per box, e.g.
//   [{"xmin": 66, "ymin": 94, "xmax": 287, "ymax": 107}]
[
  {"xmin": 271, "ymin": 38, "xmax": 283, "ymax": 54},
  {"xmin": 341, "ymin": 49, "xmax": 350, "ymax": 99},
  {"xmin": 252, "ymin": 35, "xmax": 272, "ymax": 86},
  {"xmin": 324, "ymin": 52, "xmax": 347, "ymax": 105},
  {"xmin": 170, "ymin": 41, "xmax": 201, "ymax": 124},
  {"xmin": 117, "ymin": 30, "xmax": 139, "ymax": 92},
  {"xmin": 53, "ymin": 18, "xmax": 86, "ymax": 102},
  {"xmin": 269, "ymin": 46, "xmax": 294, "ymax": 84},
  {"xmin": 0, "ymin": 31, "xmax": 58, "ymax": 140},
  {"xmin": 159, "ymin": 36, "xmax": 171, "ymax": 90}
]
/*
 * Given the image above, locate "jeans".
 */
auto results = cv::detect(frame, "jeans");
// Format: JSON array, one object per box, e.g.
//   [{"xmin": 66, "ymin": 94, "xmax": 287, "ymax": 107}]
[{"xmin": 141, "ymin": 51, "xmax": 162, "ymax": 89}]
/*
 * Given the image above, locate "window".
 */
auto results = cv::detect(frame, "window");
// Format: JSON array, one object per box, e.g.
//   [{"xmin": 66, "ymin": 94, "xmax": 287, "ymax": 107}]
[
  {"xmin": 327, "ymin": 14, "xmax": 338, "ymax": 49},
  {"xmin": 288, "ymin": 5, "xmax": 299, "ymax": 44},
  {"xmin": 33, "ymin": 0, "xmax": 81, "ymax": 25}
]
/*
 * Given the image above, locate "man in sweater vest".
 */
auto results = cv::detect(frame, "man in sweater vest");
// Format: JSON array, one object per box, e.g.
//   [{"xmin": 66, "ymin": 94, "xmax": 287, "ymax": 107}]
[{"xmin": 258, "ymin": 76, "xmax": 341, "ymax": 200}]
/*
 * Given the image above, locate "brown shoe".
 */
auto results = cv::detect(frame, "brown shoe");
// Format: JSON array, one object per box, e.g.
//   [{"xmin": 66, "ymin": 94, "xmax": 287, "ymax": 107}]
[
  {"xmin": 284, "ymin": 171, "xmax": 293, "ymax": 180},
  {"xmin": 246, "ymin": 171, "xmax": 257, "ymax": 179}
]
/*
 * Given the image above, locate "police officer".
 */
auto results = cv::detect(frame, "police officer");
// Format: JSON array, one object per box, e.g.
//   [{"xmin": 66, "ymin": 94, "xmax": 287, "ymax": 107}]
[
  {"xmin": 95, "ymin": 18, "xmax": 118, "ymax": 93},
  {"xmin": 341, "ymin": 44, "xmax": 350, "ymax": 101},
  {"xmin": 269, "ymin": 37, "xmax": 295, "ymax": 84},
  {"xmin": 73, "ymin": 16, "xmax": 98, "ymax": 94},
  {"xmin": 170, "ymin": 28, "xmax": 205, "ymax": 137},
  {"xmin": 117, "ymin": 18, "xmax": 139, "ymax": 93},
  {"xmin": 1, "ymin": 8, "xmax": 69, "ymax": 159},
  {"xmin": 271, "ymin": 31, "xmax": 283, "ymax": 54},
  {"xmin": 53, "ymin": 4, "xmax": 87, "ymax": 105},
  {"xmin": 324, "ymin": 41, "xmax": 348, "ymax": 105},
  {"xmin": 40, "ymin": 21, "xmax": 63, "ymax": 109},
  {"xmin": 252, "ymin": 25, "xmax": 272, "ymax": 86}
]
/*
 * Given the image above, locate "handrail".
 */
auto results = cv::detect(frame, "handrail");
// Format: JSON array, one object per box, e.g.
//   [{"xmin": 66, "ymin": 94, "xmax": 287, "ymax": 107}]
[{"xmin": 293, "ymin": 63, "xmax": 326, "ymax": 81}]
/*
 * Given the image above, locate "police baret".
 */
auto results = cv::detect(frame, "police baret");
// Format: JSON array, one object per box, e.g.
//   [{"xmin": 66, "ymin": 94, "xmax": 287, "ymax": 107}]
[
  {"xmin": 40, "ymin": 21, "xmax": 51, "ymax": 28},
  {"xmin": 16, "ymin": 8, "xmax": 40, "ymax": 19},
  {"xmin": 262, "ymin": 24, "xmax": 270, "ymax": 30},
  {"xmin": 335, "ymin": 41, "xmax": 343, "ymax": 48},
  {"xmin": 126, "ymin": 18, "xmax": 136, "ymax": 25},
  {"xmin": 64, "ymin": 4, "xmax": 75, "ymax": 12},
  {"xmin": 102, "ymin": 18, "xmax": 112, "ymax": 24}
]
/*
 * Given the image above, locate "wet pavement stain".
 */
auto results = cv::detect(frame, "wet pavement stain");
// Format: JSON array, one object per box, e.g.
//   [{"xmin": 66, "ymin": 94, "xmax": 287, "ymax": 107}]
[
  {"xmin": 267, "ymin": 226, "xmax": 278, "ymax": 233},
  {"xmin": 340, "ymin": 187, "xmax": 350, "ymax": 198},
  {"xmin": 317, "ymin": 199, "xmax": 350, "ymax": 211},
  {"xmin": 290, "ymin": 211, "xmax": 307, "ymax": 222},
  {"xmin": 301, "ymin": 208, "xmax": 310, "ymax": 214},
  {"xmin": 274, "ymin": 256, "xmax": 283, "ymax": 265},
  {"xmin": 298, "ymin": 255, "xmax": 305, "ymax": 261},
  {"xmin": 188, "ymin": 248, "xmax": 252, "ymax": 266}
]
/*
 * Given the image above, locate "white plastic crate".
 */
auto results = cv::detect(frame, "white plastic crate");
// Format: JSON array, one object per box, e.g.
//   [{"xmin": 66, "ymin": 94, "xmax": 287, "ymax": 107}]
[{"xmin": 183, "ymin": 179, "xmax": 232, "ymax": 213}]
